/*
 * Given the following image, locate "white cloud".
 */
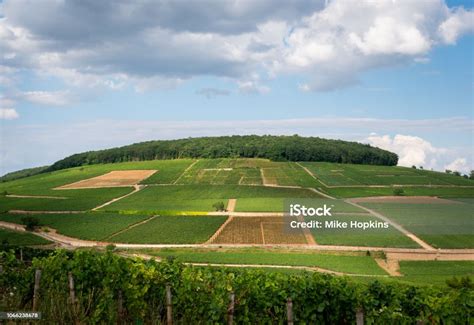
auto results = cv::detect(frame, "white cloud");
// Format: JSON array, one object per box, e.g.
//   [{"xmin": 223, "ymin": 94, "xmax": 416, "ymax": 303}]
[
  {"xmin": 0, "ymin": 108, "xmax": 19, "ymax": 120},
  {"xmin": 445, "ymin": 158, "xmax": 470, "ymax": 174},
  {"xmin": 366, "ymin": 134, "xmax": 446, "ymax": 169},
  {"xmin": 0, "ymin": 0, "xmax": 472, "ymax": 94},
  {"xmin": 21, "ymin": 90, "xmax": 73, "ymax": 106},
  {"xmin": 438, "ymin": 7, "xmax": 474, "ymax": 44}
]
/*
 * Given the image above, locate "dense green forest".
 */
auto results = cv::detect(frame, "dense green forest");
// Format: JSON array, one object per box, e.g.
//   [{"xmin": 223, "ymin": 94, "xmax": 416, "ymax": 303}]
[{"xmin": 46, "ymin": 135, "xmax": 398, "ymax": 172}]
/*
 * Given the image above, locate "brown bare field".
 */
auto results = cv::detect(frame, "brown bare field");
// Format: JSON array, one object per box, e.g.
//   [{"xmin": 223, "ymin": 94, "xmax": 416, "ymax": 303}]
[
  {"xmin": 56, "ymin": 170, "xmax": 157, "ymax": 189},
  {"xmin": 211, "ymin": 216, "xmax": 308, "ymax": 245},
  {"xmin": 350, "ymin": 196, "xmax": 461, "ymax": 204}
]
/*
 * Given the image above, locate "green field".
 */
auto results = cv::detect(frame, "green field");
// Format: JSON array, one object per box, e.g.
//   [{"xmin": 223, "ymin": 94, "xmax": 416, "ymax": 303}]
[
  {"xmin": 299, "ymin": 162, "xmax": 474, "ymax": 187},
  {"xmin": 0, "ymin": 213, "xmax": 150, "ymax": 241},
  {"xmin": 136, "ymin": 248, "xmax": 387, "ymax": 275},
  {"xmin": 305, "ymin": 215, "xmax": 420, "ymax": 248},
  {"xmin": 103, "ymin": 184, "xmax": 321, "ymax": 212},
  {"xmin": 109, "ymin": 215, "xmax": 227, "ymax": 244},
  {"xmin": 399, "ymin": 261, "xmax": 474, "ymax": 286},
  {"xmin": 361, "ymin": 202, "xmax": 474, "ymax": 248},
  {"xmin": 0, "ymin": 187, "xmax": 133, "ymax": 212},
  {"xmin": 235, "ymin": 198, "xmax": 366, "ymax": 212},
  {"xmin": 0, "ymin": 228, "xmax": 51, "ymax": 246}
]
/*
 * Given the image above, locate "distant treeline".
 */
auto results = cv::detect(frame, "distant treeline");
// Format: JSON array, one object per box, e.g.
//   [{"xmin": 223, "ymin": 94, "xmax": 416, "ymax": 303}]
[
  {"xmin": 46, "ymin": 135, "xmax": 398, "ymax": 172},
  {"xmin": 0, "ymin": 166, "xmax": 49, "ymax": 183}
]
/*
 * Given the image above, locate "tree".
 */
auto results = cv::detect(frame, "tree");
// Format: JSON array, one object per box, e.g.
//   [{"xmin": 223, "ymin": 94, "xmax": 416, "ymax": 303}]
[
  {"xmin": 445, "ymin": 169, "xmax": 452, "ymax": 174},
  {"xmin": 411, "ymin": 165, "xmax": 417, "ymax": 169},
  {"xmin": 212, "ymin": 201, "xmax": 226, "ymax": 212},
  {"xmin": 453, "ymin": 171, "xmax": 461, "ymax": 177},
  {"xmin": 393, "ymin": 188, "xmax": 404, "ymax": 196},
  {"xmin": 470, "ymin": 170, "xmax": 474, "ymax": 180},
  {"xmin": 21, "ymin": 216, "xmax": 40, "ymax": 231}
]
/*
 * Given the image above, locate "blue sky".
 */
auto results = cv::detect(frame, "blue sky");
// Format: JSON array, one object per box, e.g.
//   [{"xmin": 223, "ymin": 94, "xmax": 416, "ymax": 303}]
[{"xmin": 0, "ymin": 0, "xmax": 473, "ymax": 175}]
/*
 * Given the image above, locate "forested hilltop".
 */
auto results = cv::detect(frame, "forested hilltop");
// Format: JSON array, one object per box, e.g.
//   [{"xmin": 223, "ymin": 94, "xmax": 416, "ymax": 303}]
[{"xmin": 46, "ymin": 135, "xmax": 398, "ymax": 172}]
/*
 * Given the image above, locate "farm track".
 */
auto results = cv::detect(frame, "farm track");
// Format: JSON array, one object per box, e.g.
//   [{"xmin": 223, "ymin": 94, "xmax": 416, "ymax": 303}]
[
  {"xmin": 1, "ymin": 220, "xmax": 472, "ymax": 260},
  {"xmin": 6, "ymin": 194, "xmax": 68, "ymax": 199},
  {"xmin": 103, "ymin": 215, "xmax": 158, "ymax": 241},
  {"xmin": 92, "ymin": 184, "xmax": 145, "ymax": 211}
]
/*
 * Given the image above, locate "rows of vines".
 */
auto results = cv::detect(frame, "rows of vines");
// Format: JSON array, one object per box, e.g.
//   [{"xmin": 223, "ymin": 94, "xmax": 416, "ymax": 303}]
[{"xmin": 1, "ymin": 248, "xmax": 472, "ymax": 324}]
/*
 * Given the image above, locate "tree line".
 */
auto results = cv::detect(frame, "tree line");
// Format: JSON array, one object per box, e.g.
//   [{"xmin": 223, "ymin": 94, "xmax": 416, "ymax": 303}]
[{"xmin": 45, "ymin": 135, "xmax": 398, "ymax": 172}]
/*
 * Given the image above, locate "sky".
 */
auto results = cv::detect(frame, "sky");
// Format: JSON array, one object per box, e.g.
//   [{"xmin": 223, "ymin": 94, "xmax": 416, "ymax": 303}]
[{"xmin": 0, "ymin": 0, "xmax": 473, "ymax": 175}]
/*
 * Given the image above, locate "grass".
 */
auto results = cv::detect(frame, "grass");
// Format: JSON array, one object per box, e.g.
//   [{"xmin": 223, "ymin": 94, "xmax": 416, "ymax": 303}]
[
  {"xmin": 0, "ymin": 160, "xmax": 194, "ymax": 195},
  {"xmin": 0, "ymin": 228, "xmax": 51, "ymax": 246},
  {"xmin": 305, "ymin": 215, "xmax": 420, "ymax": 248},
  {"xmin": 103, "ymin": 184, "xmax": 321, "ymax": 212},
  {"xmin": 299, "ymin": 162, "xmax": 474, "ymax": 187},
  {"xmin": 399, "ymin": 261, "xmax": 474, "ymax": 286},
  {"xmin": 109, "ymin": 215, "xmax": 227, "ymax": 244},
  {"xmin": 136, "ymin": 248, "xmax": 387, "ymax": 275},
  {"xmin": 0, "ymin": 213, "xmax": 150, "ymax": 241},
  {"xmin": 0, "ymin": 187, "xmax": 133, "ymax": 212},
  {"xmin": 326, "ymin": 186, "xmax": 474, "ymax": 198},
  {"xmin": 235, "ymin": 198, "xmax": 365, "ymax": 212},
  {"xmin": 361, "ymin": 202, "xmax": 474, "ymax": 248}
]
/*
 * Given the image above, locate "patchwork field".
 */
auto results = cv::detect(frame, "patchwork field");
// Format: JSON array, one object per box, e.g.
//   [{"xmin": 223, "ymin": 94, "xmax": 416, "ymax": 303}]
[
  {"xmin": 210, "ymin": 216, "xmax": 309, "ymax": 245},
  {"xmin": 359, "ymin": 201, "xmax": 474, "ymax": 248},
  {"xmin": 305, "ymin": 214, "xmax": 421, "ymax": 248},
  {"xmin": 299, "ymin": 162, "xmax": 474, "ymax": 187},
  {"xmin": 56, "ymin": 170, "xmax": 157, "ymax": 189},
  {"xmin": 0, "ymin": 213, "xmax": 150, "ymax": 241},
  {"xmin": 102, "ymin": 184, "xmax": 321, "ymax": 212},
  {"xmin": 109, "ymin": 215, "xmax": 227, "ymax": 244}
]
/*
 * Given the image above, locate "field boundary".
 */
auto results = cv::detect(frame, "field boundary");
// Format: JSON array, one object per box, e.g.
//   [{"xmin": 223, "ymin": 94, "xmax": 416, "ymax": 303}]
[
  {"xmin": 104, "ymin": 215, "xmax": 158, "ymax": 241},
  {"xmin": 92, "ymin": 185, "xmax": 145, "ymax": 211},
  {"xmin": 173, "ymin": 159, "xmax": 199, "ymax": 184}
]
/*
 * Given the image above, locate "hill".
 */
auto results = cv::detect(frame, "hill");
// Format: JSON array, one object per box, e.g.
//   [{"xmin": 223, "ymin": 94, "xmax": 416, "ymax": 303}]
[
  {"xmin": 45, "ymin": 135, "xmax": 398, "ymax": 172},
  {"xmin": 0, "ymin": 166, "xmax": 49, "ymax": 183}
]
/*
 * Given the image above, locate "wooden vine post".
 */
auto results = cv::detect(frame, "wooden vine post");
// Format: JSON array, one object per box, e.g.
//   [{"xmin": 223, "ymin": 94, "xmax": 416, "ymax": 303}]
[
  {"xmin": 356, "ymin": 308, "xmax": 364, "ymax": 325},
  {"xmin": 286, "ymin": 298, "xmax": 294, "ymax": 325},
  {"xmin": 68, "ymin": 272, "xmax": 78, "ymax": 318},
  {"xmin": 32, "ymin": 269, "xmax": 42, "ymax": 311},
  {"xmin": 227, "ymin": 292, "xmax": 235, "ymax": 325},
  {"xmin": 166, "ymin": 284, "xmax": 173, "ymax": 325}
]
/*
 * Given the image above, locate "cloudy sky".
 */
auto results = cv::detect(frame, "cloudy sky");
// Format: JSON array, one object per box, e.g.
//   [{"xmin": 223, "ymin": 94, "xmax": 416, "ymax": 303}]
[{"xmin": 0, "ymin": 0, "xmax": 473, "ymax": 175}]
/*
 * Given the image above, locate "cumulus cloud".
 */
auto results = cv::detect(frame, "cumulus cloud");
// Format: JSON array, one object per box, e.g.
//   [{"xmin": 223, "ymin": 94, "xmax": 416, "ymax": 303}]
[
  {"xmin": 0, "ymin": 108, "xmax": 19, "ymax": 120},
  {"xmin": 0, "ymin": 0, "xmax": 472, "ymax": 95},
  {"xmin": 366, "ymin": 134, "xmax": 446, "ymax": 169},
  {"xmin": 445, "ymin": 158, "xmax": 471, "ymax": 174}
]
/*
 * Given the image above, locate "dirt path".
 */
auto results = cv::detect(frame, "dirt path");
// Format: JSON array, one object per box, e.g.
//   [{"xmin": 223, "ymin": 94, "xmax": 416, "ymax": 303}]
[
  {"xmin": 173, "ymin": 160, "xmax": 199, "ymax": 184},
  {"xmin": 104, "ymin": 215, "xmax": 158, "ymax": 241},
  {"xmin": 296, "ymin": 215, "xmax": 317, "ymax": 245},
  {"xmin": 346, "ymin": 200, "xmax": 436, "ymax": 251},
  {"xmin": 375, "ymin": 258, "xmax": 401, "ymax": 276},
  {"xmin": 6, "ymin": 194, "xmax": 68, "ymax": 199},
  {"xmin": 8, "ymin": 210, "xmax": 85, "ymax": 214},
  {"xmin": 92, "ymin": 184, "xmax": 145, "ymax": 211},
  {"xmin": 227, "ymin": 199, "xmax": 237, "ymax": 212}
]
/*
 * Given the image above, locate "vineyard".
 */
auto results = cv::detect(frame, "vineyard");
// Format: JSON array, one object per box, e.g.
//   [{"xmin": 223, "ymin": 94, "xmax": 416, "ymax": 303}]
[{"xmin": 1, "ymin": 248, "xmax": 472, "ymax": 324}]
